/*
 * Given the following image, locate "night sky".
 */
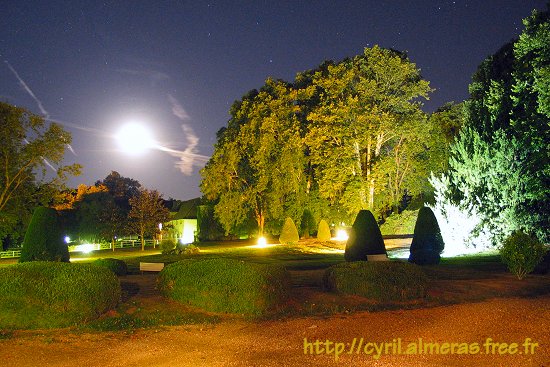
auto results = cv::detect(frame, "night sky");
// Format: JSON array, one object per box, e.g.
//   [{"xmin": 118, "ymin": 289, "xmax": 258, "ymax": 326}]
[{"xmin": 1, "ymin": 1, "xmax": 545, "ymax": 200}]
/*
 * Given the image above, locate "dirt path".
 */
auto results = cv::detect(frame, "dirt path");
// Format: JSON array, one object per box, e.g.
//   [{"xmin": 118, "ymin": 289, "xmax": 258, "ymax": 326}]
[{"xmin": 3, "ymin": 295, "xmax": 549, "ymax": 367}]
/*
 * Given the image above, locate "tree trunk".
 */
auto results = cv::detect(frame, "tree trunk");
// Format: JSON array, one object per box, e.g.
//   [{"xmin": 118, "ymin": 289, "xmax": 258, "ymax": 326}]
[
  {"xmin": 112, "ymin": 238, "xmax": 115, "ymax": 252},
  {"xmin": 140, "ymin": 227, "xmax": 145, "ymax": 251}
]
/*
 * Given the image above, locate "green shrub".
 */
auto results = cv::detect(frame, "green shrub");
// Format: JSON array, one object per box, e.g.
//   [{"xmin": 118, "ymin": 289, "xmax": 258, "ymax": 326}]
[
  {"xmin": 160, "ymin": 238, "xmax": 177, "ymax": 254},
  {"xmin": 19, "ymin": 207, "xmax": 69, "ymax": 263},
  {"xmin": 323, "ymin": 261, "xmax": 428, "ymax": 301},
  {"xmin": 499, "ymin": 231, "xmax": 546, "ymax": 280},
  {"xmin": 380, "ymin": 210, "xmax": 418, "ymax": 235},
  {"xmin": 279, "ymin": 217, "xmax": 299, "ymax": 245},
  {"xmin": 158, "ymin": 258, "xmax": 291, "ymax": 315},
  {"xmin": 183, "ymin": 244, "xmax": 200, "ymax": 255},
  {"xmin": 92, "ymin": 258, "xmax": 128, "ymax": 276},
  {"xmin": 344, "ymin": 210, "xmax": 386, "ymax": 261},
  {"xmin": 317, "ymin": 219, "xmax": 332, "ymax": 241},
  {"xmin": 409, "ymin": 207, "xmax": 445, "ymax": 265},
  {"xmin": 0, "ymin": 262, "xmax": 121, "ymax": 329}
]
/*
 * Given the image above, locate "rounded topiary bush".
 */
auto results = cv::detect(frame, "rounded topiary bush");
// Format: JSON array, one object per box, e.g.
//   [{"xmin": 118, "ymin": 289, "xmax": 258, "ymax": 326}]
[
  {"xmin": 408, "ymin": 207, "xmax": 445, "ymax": 266},
  {"xmin": 500, "ymin": 231, "xmax": 546, "ymax": 280},
  {"xmin": 317, "ymin": 219, "xmax": 332, "ymax": 241},
  {"xmin": 158, "ymin": 258, "xmax": 291, "ymax": 315},
  {"xmin": 279, "ymin": 217, "xmax": 299, "ymax": 245},
  {"xmin": 323, "ymin": 261, "xmax": 428, "ymax": 301},
  {"xmin": 19, "ymin": 206, "xmax": 69, "ymax": 263},
  {"xmin": 92, "ymin": 258, "xmax": 128, "ymax": 276},
  {"xmin": 344, "ymin": 210, "xmax": 386, "ymax": 261},
  {"xmin": 0, "ymin": 262, "xmax": 121, "ymax": 329},
  {"xmin": 160, "ymin": 238, "xmax": 177, "ymax": 254}
]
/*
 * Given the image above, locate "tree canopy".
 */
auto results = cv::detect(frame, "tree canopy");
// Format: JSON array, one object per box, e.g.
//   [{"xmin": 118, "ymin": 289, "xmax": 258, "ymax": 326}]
[
  {"xmin": 445, "ymin": 7, "xmax": 550, "ymax": 244},
  {"xmin": 0, "ymin": 102, "xmax": 81, "ymax": 244}
]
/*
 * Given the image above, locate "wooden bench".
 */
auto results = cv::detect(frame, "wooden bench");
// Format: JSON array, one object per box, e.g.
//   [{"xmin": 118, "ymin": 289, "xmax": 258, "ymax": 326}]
[
  {"xmin": 367, "ymin": 254, "xmax": 389, "ymax": 262},
  {"xmin": 139, "ymin": 262, "xmax": 165, "ymax": 272}
]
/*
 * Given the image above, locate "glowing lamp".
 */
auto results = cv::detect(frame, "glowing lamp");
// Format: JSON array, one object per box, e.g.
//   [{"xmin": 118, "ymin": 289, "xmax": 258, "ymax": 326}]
[
  {"xmin": 256, "ymin": 237, "xmax": 267, "ymax": 248},
  {"xmin": 64, "ymin": 236, "xmax": 71, "ymax": 244},
  {"xmin": 334, "ymin": 229, "xmax": 349, "ymax": 241}
]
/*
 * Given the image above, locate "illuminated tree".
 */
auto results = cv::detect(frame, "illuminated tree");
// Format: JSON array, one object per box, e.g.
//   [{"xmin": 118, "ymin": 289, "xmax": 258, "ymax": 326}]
[
  {"xmin": 0, "ymin": 102, "xmax": 81, "ymax": 243},
  {"xmin": 447, "ymin": 7, "xmax": 550, "ymax": 244},
  {"xmin": 201, "ymin": 79, "xmax": 307, "ymax": 236},
  {"xmin": 305, "ymin": 46, "xmax": 431, "ymax": 215},
  {"xmin": 128, "ymin": 189, "xmax": 170, "ymax": 250}
]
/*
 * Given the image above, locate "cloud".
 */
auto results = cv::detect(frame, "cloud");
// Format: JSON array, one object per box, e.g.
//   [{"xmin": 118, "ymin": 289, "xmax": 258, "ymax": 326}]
[
  {"xmin": 165, "ymin": 94, "xmax": 209, "ymax": 175},
  {"xmin": 4, "ymin": 60, "xmax": 50, "ymax": 119}
]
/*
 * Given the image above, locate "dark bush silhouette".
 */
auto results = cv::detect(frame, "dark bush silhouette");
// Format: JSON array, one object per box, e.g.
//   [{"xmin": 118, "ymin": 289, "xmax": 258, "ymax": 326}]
[
  {"xmin": 20, "ymin": 207, "xmax": 69, "ymax": 262},
  {"xmin": 344, "ymin": 210, "xmax": 386, "ymax": 261},
  {"xmin": 408, "ymin": 207, "xmax": 444, "ymax": 265}
]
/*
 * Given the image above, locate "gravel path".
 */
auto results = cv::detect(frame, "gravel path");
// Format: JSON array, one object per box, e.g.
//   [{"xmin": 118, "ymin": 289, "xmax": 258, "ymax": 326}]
[{"xmin": 3, "ymin": 295, "xmax": 549, "ymax": 367}]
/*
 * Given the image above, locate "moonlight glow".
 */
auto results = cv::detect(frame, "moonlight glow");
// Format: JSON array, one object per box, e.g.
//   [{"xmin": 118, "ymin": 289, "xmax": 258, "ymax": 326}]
[{"xmin": 116, "ymin": 123, "xmax": 156, "ymax": 155}]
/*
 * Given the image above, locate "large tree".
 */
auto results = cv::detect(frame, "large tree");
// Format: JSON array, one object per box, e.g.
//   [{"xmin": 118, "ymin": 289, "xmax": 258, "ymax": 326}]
[
  {"xmin": 305, "ymin": 46, "xmax": 432, "ymax": 216},
  {"xmin": 446, "ymin": 7, "xmax": 550, "ymax": 244},
  {"xmin": 201, "ymin": 79, "xmax": 307, "ymax": 236},
  {"xmin": 0, "ymin": 102, "xmax": 81, "ymax": 243},
  {"xmin": 128, "ymin": 188, "xmax": 170, "ymax": 250}
]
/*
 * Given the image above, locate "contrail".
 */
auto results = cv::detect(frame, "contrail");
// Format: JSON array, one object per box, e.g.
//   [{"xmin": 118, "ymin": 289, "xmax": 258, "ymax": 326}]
[
  {"xmin": 4, "ymin": 60, "xmax": 50, "ymax": 119},
  {"xmin": 166, "ymin": 94, "xmax": 209, "ymax": 175},
  {"xmin": 4, "ymin": 60, "xmax": 81, "ymax": 157}
]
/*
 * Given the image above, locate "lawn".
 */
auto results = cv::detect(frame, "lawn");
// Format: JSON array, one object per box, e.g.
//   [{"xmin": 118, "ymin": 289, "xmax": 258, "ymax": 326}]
[{"xmin": 0, "ymin": 238, "xmax": 548, "ymax": 331}]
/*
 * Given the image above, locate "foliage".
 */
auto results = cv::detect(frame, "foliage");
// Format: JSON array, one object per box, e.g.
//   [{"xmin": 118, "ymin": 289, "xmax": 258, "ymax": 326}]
[
  {"xmin": 19, "ymin": 207, "xmax": 69, "ymax": 262},
  {"xmin": 446, "ymin": 8, "xmax": 550, "ymax": 245},
  {"xmin": 157, "ymin": 258, "xmax": 291, "ymax": 315},
  {"xmin": 344, "ymin": 210, "xmax": 386, "ymax": 261},
  {"xmin": 160, "ymin": 238, "xmax": 177, "ymax": 254},
  {"xmin": 201, "ymin": 79, "xmax": 307, "ymax": 236},
  {"xmin": 532, "ymin": 250, "xmax": 550, "ymax": 275},
  {"xmin": 305, "ymin": 46, "xmax": 432, "ymax": 215},
  {"xmin": 52, "ymin": 183, "xmax": 108, "ymax": 211},
  {"xmin": 0, "ymin": 102, "xmax": 81, "ymax": 244},
  {"xmin": 379, "ymin": 209, "xmax": 418, "ymax": 235},
  {"xmin": 408, "ymin": 207, "xmax": 445, "ymax": 265},
  {"xmin": 279, "ymin": 217, "xmax": 299, "ymax": 245},
  {"xmin": 95, "ymin": 171, "xmax": 141, "ymax": 211},
  {"xmin": 92, "ymin": 258, "xmax": 128, "ymax": 276},
  {"xmin": 499, "ymin": 231, "xmax": 546, "ymax": 280},
  {"xmin": 323, "ymin": 261, "xmax": 427, "ymax": 301},
  {"xmin": 196, "ymin": 204, "xmax": 226, "ymax": 241},
  {"xmin": 182, "ymin": 244, "xmax": 201, "ymax": 255},
  {"xmin": 317, "ymin": 219, "xmax": 332, "ymax": 241},
  {"xmin": 128, "ymin": 189, "xmax": 170, "ymax": 250},
  {"xmin": 0, "ymin": 262, "xmax": 120, "ymax": 329}
]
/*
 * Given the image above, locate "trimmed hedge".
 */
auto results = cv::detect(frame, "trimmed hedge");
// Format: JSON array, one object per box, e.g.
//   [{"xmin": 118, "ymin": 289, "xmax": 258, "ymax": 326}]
[
  {"xmin": 20, "ymin": 206, "xmax": 69, "ymax": 262},
  {"xmin": 158, "ymin": 258, "xmax": 291, "ymax": 315},
  {"xmin": 0, "ymin": 262, "xmax": 121, "ymax": 329},
  {"xmin": 323, "ymin": 261, "xmax": 428, "ymax": 301},
  {"xmin": 279, "ymin": 217, "xmax": 299, "ymax": 245},
  {"xmin": 344, "ymin": 210, "xmax": 386, "ymax": 261},
  {"xmin": 409, "ymin": 207, "xmax": 445, "ymax": 265},
  {"xmin": 92, "ymin": 258, "xmax": 128, "ymax": 276},
  {"xmin": 317, "ymin": 219, "xmax": 332, "ymax": 241}
]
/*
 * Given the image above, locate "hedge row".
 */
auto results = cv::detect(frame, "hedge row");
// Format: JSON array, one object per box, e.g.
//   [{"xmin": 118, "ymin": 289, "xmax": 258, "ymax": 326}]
[
  {"xmin": 158, "ymin": 258, "xmax": 291, "ymax": 315},
  {"xmin": 0, "ymin": 262, "xmax": 121, "ymax": 329},
  {"xmin": 323, "ymin": 261, "xmax": 428, "ymax": 301}
]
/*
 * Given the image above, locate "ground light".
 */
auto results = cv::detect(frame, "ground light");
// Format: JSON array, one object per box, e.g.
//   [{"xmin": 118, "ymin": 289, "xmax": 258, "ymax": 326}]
[{"xmin": 333, "ymin": 229, "xmax": 349, "ymax": 241}]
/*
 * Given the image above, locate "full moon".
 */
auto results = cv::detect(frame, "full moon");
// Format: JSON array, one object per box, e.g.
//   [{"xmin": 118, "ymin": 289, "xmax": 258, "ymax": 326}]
[{"xmin": 116, "ymin": 123, "xmax": 156, "ymax": 155}]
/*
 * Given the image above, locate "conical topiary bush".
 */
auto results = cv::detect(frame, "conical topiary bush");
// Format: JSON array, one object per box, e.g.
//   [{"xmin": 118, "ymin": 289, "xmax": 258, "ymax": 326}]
[
  {"xmin": 317, "ymin": 219, "xmax": 331, "ymax": 241},
  {"xmin": 408, "ymin": 207, "xmax": 445, "ymax": 265},
  {"xmin": 20, "ymin": 206, "xmax": 70, "ymax": 262},
  {"xmin": 344, "ymin": 210, "xmax": 386, "ymax": 261},
  {"xmin": 279, "ymin": 217, "xmax": 299, "ymax": 245}
]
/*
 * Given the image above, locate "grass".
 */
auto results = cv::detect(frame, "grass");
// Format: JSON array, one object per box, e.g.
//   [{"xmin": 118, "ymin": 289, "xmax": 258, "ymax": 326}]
[{"xmin": 1, "ymin": 240, "xmax": 548, "ymax": 332}]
